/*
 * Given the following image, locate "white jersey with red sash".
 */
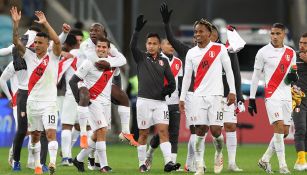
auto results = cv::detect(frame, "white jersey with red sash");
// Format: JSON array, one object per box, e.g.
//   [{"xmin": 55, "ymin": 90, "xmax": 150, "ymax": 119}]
[
  {"xmin": 254, "ymin": 43, "xmax": 296, "ymax": 101},
  {"xmin": 187, "ymin": 42, "xmax": 233, "ymax": 96},
  {"xmin": 75, "ymin": 59, "xmax": 120, "ymax": 104},
  {"xmin": 162, "ymin": 53, "xmax": 183, "ymax": 105},
  {"xmin": 23, "ymin": 49, "xmax": 59, "ymax": 102}
]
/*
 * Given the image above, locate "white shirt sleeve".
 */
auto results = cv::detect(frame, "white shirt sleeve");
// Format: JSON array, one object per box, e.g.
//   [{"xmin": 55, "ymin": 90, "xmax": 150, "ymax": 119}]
[
  {"xmin": 249, "ymin": 69, "xmax": 262, "ymax": 99},
  {"xmin": 48, "ymin": 32, "xmax": 68, "ymax": 52},
  {"xmin": 291, "ymin": 50, "xmax": 297, "ymax": 66},
  {"xmin": 221, "ymin": 46, "xmax": 236, "ymax": 94},
  {"xmin": 107, "ymin": 46, "xmax": 127, "ymax": 67},
  {"xmin": 0, "ymin": 62, "xmax": 15, "ymax": 100},
  {"xmin": 0, "ymin": 44, "xmax": 14, "ymax": 56},
  {"xmin": 254, "ymin": 49, "xmax": 264, "ymax": 70},
  {"xmin": 179, "ymin": 50, "xmax": 193, "ymax": 101},
  {"xmin": 114, "ymin": 68, "xmax": 120, "ymax": 76},
  {"xmin": 178, "ymin": 60, "xmax": 183, "ymax": 77},
  {"xmin": 75, "ymin": 60, "xmax": 91, "ymax": 79}
]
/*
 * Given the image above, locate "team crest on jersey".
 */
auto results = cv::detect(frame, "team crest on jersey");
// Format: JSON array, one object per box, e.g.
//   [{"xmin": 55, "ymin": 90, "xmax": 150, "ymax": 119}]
[
  {"xmin": 209, "ymin": 51, "xmax": 215, "ymax": 58},
  {"xmin": 285, "ymin": 54, "xmax": 290, "ymax": 61},
  {"xmin": 159, "ymin": 60, "xmax": 164, "ymax": 66},
  {"xmin": 175, "ymin": 64, "xmax": 179, "ymax": 70},
  {"xmin": 42, "ymin": 59, "xmax": 48, "ymax": 66}
]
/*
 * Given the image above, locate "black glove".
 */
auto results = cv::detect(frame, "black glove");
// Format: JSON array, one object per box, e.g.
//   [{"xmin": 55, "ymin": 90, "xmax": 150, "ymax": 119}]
[
  {"xmin": 135, "ymin": 15, "xmax": 147, "ymax": 32},
  {"xmin": 160, "ymin": 2, "xmax": 173, "ymax": 24},
  {"xmin": 285, "ymin": 72, "xmax": 298, "ymax": 84},
  {"xmin": 248, "ymin": 99, "xmax": 257, "ymax": 116}
]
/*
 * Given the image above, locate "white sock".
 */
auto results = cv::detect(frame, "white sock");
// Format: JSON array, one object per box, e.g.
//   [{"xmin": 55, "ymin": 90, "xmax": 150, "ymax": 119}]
[
  {"xmin": 147, "ymin": 146, "xmax": 155, "ymax": 158},
  {"xmin": 77, "ymin": 106, "xmax": 90, "ymax": 136},
  {"xmin": 160, "ymin": 142, "xmax": 172, "ymax": 165},
  {"xmin": 71, "ymin": 128, "xmax": 80, "ymax": 147},
  {"xmin": 171, "ymin": 153, "xmax": 177, "ymax": 163},
  {"xmin": 118, "ymin": 105, "xmax": 131, "ymax": 134},
  {"xmin": 226, "ymin": 131, "xmax": 237, "ymax": 165},
  {"xmin": 48, "ymin": 141, "xmax": 58, "ymax": 164},
  {"xmin": 194, "ymin": 135, "xmax": 205, "ymax": 168},
  {"xmin": 213, "ymin": 134, "xmax": 224, "ymax": 154},
  {"xmin": 61, "ymin": 130, "xmax": 72, "ymax": 158},
  {"xmin": 186, "ymin": 134, "xmax": 196, "ymax": 167},
  {"xmin": 96, "ymin": 141, "xmax": 108, "ymax": 167},
  {"xmin": 76, "ymin": 138, "xmax": 95, "ymax": 162},
  {"xmin": 262, "ymin": 137, "xmax": 275, "ymax": 162},
  {"xmin": 27, "ymin": 136, "xmax": 34, "ymax": 165},
  {"xmin": 31, "ymin": 142, "xmax": 41, "ymax": 167},
  {"xmin": 94, "ymin": 150, "xmax": 100, "ymax": 164},
  {"xmin": 273, "ymin": 133, "xmax": 287, "ymax": 168},
  {"xmin": 137, "ymin": 145, "xmax": 147, "ymax": 167}
]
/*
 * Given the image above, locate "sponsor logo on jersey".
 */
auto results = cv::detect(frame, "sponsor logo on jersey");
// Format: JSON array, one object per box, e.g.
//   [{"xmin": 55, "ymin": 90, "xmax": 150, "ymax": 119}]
[
  {"xmin": 175, "ymin": 64, "xmax": 179, "ymax": 70},
  {"xmin": 286, "ymin": 54, "xmax": 290, "ymax": 61}
]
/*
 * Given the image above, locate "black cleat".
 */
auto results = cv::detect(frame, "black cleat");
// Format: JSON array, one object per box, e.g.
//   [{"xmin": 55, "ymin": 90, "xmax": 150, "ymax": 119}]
[
  {"xmin": 139, "ymin": 164, "xmax": 148, "ymax": 173},
  {"xmin": 164, "ymin": 161, "xmax": 181, "ymax": 172},
  {"xmin": 100, "ymin": 166, "xmax": 112, "ymax": 173},
  {"xmin": 73, "ymin": 157, "xmax": 85, "ymax": 172}
]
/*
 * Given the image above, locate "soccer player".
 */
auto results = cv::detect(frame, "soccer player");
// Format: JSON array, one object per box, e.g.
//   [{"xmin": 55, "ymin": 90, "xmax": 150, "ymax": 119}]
[
  {"xmin": 130, "ymin": 14, "xmax": 180, "ymax": 173},
  {"xmin": 292, "ymin": 32, "xmax": 307, "ymax": 171},
  {"xmin": 210, "ymin": 25, "xmax": 244, "ymax": 172},
  {"xmin": 145, "ymin": 38, "xmax": 183, "ymax": 168},
  {"xmin": 179, "ymin": 18, "xmax": 236, "ymax": 175},
  {"xmin": 158, "ymin": 3, "xmax": 198, "ymax": 171},
  {"xmin": 11, "ymin": 7, "xmax": 61, "ymax": 175},
  {"xmin": 70, "ymin": 37, "xmax": 125, "ymax": 173},
  {"xmin": 248, "ymin": 23, "xmax": 297, "ymax": 174},
  {"xmin": 77, "ymin": 23, "xmax": 137, "ymax": 149}
]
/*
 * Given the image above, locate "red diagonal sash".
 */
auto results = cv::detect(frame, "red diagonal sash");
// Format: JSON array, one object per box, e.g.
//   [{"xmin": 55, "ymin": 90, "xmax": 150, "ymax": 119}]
[
  {"xmin": 28, "ymin": 55, "xmax": 50, "ymax": 95},
  {"xmin": 265, "ymin": 48, "xmax": 294, "ymax": 98},
  {"xmin": 89, "ymin": 68, "xmax": 115, "ymax": 100},
  {"xmin": 194, "ymin": 45, "xmax": 221, "ymax": 91},
  {"xmin": 164, "ymin": 57, "xmax": 182, "ymax": 86}
]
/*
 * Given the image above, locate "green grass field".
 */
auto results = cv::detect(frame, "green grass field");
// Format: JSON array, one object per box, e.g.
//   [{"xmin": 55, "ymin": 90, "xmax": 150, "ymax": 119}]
[{"xmin": 0, "ymin": 143, "xmax": 306, "ymax": 175}]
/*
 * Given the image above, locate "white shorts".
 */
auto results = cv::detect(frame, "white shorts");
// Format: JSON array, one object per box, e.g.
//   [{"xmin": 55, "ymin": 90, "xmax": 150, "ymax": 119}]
[
  {"xmin": 27, "ymin": 101, "xmax": 58, "ymax": 132},
  {"xmin": 192, "ymin": 95, "xmax": 224, "ymax": 126},
  {"xmin": 185, "ymin": 92, "xmax": 195, "ymax": 127},
  {"xmin": 265, "ymin": 98, "xmax": 292, "ymax": 125},
  {"xmin": 136, "ymin": 98, "xmax": 169, "ymax": 129},
  {"xmin": 88, "ymin": 100, "xmax": 111, "ymax": 131},
  {"xmin": 61, "ymin": 95, "xmax": 78, "ymax": 125},
  {"xmin": 222, "ymin": 97, "xmax": 237, "ymax": 123}
]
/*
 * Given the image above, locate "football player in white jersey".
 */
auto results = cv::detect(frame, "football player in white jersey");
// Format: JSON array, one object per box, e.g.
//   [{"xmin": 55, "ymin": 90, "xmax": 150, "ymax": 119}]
[
  {"xmin": 77, "ymin": 23, "xmax": 137, "ymax": 149},
  {"xmin": 145, "ymin": 39, "xmax": 183, "ymax": 168},
  {"xmin": 179, "ymin": 19, "xmax": 236, "ymax": 175},
  {"xmin": 11, "ymin": 7, "xmax": 61, "ymax": 175},
  {"xmin": 248, "ymin": 23, "xmax": 297, "ymax": 174},
  {"xmin": 70, "ymin": 37, "xmax": 125, "ymax": 173}
]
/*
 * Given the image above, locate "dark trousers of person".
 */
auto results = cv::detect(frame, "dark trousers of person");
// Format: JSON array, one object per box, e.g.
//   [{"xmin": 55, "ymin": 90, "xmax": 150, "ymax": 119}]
[
  {"xmin": 12, "ymin": 89, "xmax": 48, "ymax": 164},
  {"xmin": 293, "ymin": 97, "xmax": 307, "ymax": 153},
  {"xmin": 130, "ymin": 98, "xmax": 139, "ymax": 140},
  {"xmin": 150, "ymin": 104, "xmax": 181, "ymax": 153}
]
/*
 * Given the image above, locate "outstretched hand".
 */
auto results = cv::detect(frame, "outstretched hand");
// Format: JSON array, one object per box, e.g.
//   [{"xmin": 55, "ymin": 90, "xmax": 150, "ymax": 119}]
[
  {"xmin": 34, "ymin": 11, "xmax": 47, "ymax": 25},
  {"xmin": 160, "ymin": 2, "xmax": 173, "ymax": 24},
  {"xmin": 135, "ymin": 15, "xmax": 147, "ymax": 32},
  {"xmin": 10, "ymin": 6, "xmax": 21, "ymax": 23},
  {"xmin": 62, "ymin": 23, "xmax": 71, "ymax": 33}
]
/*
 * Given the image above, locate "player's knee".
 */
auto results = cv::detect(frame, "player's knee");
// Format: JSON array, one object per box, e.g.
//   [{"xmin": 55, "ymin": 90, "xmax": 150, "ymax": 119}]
[
  {"xmin": 31, "ymin": 131, "xmax": 41, "ymax": 143},
  {"xmin": 138, "ymin": 129, "xmax": 149, "ymax": 144},
  {"xmin": 224, "ymin": 123, "xmax": 236, "ymax": 132},
  {"xmin": 46, "ymin": 129, "xmax": 57, "ymax": 141}
]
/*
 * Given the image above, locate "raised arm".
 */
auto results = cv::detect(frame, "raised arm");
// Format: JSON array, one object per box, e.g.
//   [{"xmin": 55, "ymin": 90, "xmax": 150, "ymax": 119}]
[
  {"xmin": 0, "ymin": 62, "xmax": 15, "ymax": 101},
  {"xmin": 34, "ymin": 11, "xmax": 61, "ymax": 56},
  {"xmin": 130, "ymin": 15, "xmax": 147, "ymax": 63},
  {"xmin": 160, "ymin": 2, "xmax": 190, "ymax": 61},
  {"xmin": 10, "ymin": 7, "xmax": 26, "ymax": 57},
  {"xmin": 48, "ymin": 23, "xmax": 71, "ymax": 52},
  {"xmin": 0, "ymin": 44, "xmax": 14, "ymax": 56}
]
